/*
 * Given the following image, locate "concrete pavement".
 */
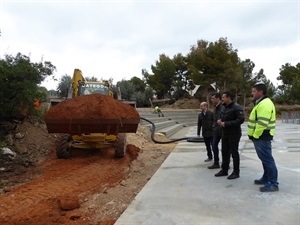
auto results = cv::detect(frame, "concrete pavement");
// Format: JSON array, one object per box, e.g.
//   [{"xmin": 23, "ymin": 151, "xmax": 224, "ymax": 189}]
[{"xmin": 116, "ymin": 121, "xmax": 300, "ymax": 225}]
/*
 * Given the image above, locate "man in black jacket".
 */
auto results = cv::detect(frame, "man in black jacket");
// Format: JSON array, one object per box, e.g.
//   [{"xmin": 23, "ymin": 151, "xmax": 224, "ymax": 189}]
[
  {"xmin": 197, "ymin": 102, "xmax": 214, "ymax": 162},
  {"xmin": 208, "ymin": 93, "xmax": 223, "ymax": 169},
  {"xmin": 215, "ymin": 91, "xmax": 245, "ymax": 179}
]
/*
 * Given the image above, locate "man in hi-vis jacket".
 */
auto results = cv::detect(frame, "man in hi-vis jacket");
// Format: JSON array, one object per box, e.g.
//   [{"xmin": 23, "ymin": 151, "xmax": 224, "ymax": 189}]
[{"xmin": 248, "ymin": 82, "xmax": 278, "ymax": 192}]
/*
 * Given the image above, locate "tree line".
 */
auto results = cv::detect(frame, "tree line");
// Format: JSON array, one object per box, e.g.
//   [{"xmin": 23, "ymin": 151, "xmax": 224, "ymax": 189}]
[
  {"xmin": 141, "ymin": 37, "xmax": 299, "ymax": 105},
  {"xmin": 0, "ymin": 37, "xmax": 299, "ymax": 119}
]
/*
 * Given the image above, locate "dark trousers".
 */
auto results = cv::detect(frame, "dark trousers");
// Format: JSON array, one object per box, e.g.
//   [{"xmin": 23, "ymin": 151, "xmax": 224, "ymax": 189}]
[
  {"xmin": 157, "ymin": 109, "xmax": 164, "ymax": 117},
  {"xmin": 221, "ymin": 134, "xmax": 241, "ymax": 174},
  {"xmin": 204, "ymin": 136, "xmax": 213, "ymax": 159},
  {"xmin": 212, "ymin": 135, "xmax": 222, "ymax": 164}
]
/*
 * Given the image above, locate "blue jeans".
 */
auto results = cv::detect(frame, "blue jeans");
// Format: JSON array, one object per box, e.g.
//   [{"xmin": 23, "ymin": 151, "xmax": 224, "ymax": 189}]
[
  {"xmin": 212, "ymin": 135, "xmax": 221, "ymax": 164},
  {"xmin": 252, "ymin": 139, "xmax": 278, "ymax": 186}
]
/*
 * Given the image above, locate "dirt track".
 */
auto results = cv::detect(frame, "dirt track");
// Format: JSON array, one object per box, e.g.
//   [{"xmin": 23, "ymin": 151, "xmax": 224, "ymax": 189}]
[
  {"xmin": 0, "ymin": 146, "xmax": 135, "ymax": 224},
  {"xmin": 0, "ymin": 124, "xmax": 175, "ymax": 225}
]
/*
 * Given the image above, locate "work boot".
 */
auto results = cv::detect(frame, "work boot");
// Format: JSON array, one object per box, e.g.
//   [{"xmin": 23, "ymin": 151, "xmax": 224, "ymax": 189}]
[
  {"xmin": 208, "ymin": 164, "xmax": 220, "ymax": 169},
  {"xmin": 227, "ymin": 171, "xmax": 239, "ymax": 179},
  {"xmin": 260, "ymin": 182, "xmax": 279, "ymax": 192},
  {"xmin": 215, "ymin": 170, "xmax": 228, "ymax": 177}
]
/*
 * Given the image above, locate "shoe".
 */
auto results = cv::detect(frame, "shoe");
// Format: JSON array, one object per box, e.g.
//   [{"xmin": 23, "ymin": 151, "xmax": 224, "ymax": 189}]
[
  {"xmin": 208, "ymin": 164, "xmax": 220, "ymax": 169},
  {"xmin": 215, "ymin": 170, "xmax": 228, "ymax": 177},
  {"xmin": 227, "ymin": 172, "xmax": 239, "ymax": 179},
  {"xmin": 204, "ymin": 158, "xmax": 212, "ymax": 162},
  {"xmin": 260, "ymin": 182, "xmax": 279, "ymax": 192},
  {"xmin": 254, "ymin": 178, "xmax": 267, "ymax": 185}
]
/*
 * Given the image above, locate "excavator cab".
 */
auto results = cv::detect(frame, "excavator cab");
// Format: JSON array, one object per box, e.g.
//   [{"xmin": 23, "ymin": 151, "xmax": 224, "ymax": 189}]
[
  {"xmin": 72, "ymin": 69, "xmax": 113, "ymax": 97},
  {"xmin": 79, "ymin": 83, "xmax": 112, "ymax": 96}
]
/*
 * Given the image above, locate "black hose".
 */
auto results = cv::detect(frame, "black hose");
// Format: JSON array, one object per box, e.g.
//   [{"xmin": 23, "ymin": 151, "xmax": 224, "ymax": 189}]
[{"xmin": 140, "ymin": 117, "xmax": 204, "ymax": 144}]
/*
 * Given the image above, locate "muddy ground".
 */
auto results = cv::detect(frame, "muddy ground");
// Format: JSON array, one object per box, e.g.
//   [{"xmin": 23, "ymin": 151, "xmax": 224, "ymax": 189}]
[{"xmin": 0, "ymin": 118, "xmax": 176, "ymax": 225}]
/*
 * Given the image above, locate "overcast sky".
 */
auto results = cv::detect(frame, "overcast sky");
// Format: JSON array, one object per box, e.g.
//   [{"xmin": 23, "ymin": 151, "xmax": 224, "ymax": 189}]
[{"xmin": 0, "ymin": 0, "xmax": 299, "ymax": 90}]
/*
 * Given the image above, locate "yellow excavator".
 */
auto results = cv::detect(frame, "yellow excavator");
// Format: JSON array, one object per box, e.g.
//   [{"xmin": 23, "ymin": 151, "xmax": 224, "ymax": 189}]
[
  {"xmin": 69, "ymin": 69, "xmax": 113, "ymax": 98},
  {"xmin": 45, "ymin": 69, "xmax": 139, "ymax": 159}
]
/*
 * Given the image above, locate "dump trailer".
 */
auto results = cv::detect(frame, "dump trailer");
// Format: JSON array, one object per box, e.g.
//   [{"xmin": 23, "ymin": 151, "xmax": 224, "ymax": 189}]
[{"xmin": 44, "ymin": 69, "xmax": 140, "ymax": 159}]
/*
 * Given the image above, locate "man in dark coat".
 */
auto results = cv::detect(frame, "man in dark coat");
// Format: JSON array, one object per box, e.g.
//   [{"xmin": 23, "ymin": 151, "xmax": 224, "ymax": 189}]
[
  {"xmin": 215, "ymin": 91, "xmax": 245, "ymax": 179},
  {"xmin": 197, "ymin": 102, "xmax": 214, "ymax": 162},
  {"xmin": 208, "ymin": 93, "xmax": 223, "ymax": 169}
]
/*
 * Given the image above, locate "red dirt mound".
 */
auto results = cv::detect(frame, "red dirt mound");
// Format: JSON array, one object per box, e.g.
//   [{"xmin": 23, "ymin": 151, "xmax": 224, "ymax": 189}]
[
  {"xmin": 45, "ymin": 94, "xmax": 140, "ymax": 120},
  {"xmin": 44, "ymin": 94, "xmax": 140, "ymax": 134}
]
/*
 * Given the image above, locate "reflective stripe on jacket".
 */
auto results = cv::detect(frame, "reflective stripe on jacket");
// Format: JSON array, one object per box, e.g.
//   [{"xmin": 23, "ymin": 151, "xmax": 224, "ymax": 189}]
[{"xmin": 247, "ymin": 97, "xmax": 276, "ymax": 140}]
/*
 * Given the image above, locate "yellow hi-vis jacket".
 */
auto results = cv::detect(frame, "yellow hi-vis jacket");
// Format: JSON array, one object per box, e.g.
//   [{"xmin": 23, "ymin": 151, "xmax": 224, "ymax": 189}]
[{"xmin": 247, "ymin": 97, "xmax": 276, "ymax": 139}]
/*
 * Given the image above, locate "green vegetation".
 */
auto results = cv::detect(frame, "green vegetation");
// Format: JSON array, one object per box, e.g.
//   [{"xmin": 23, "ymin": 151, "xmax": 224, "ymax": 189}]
[
  {"xmin": 275, "ymin": 63, "xmax": 300, "ymax": 104},
  {"xmin": 142, "ymin": 37, "xmax": 283, "ymax": 104},
  {"xmin": 0, "ymin": 53, "xmax": 55, "ymax": 119}
]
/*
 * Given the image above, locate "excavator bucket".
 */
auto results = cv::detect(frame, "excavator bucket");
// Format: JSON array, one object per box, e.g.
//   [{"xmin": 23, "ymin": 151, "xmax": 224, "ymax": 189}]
[
  {"xmin": 44, "ymin": 118, "xmax": 140, "ymax": 135},
  {"xmin": 44, "ymin": 94, "xmax": 140, "ymax": 135}
]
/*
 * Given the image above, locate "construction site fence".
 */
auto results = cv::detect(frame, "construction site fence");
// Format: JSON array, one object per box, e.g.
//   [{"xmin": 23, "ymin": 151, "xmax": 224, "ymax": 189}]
[{"xmin": 281, "ymin": 112, "xmax": 300, "ymax": 124}]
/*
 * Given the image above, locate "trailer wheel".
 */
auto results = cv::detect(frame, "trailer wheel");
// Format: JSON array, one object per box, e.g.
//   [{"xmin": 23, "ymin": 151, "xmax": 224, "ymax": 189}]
[
  {"xmin": 56, "ymin": 135, "xmax": 72, "ymax": 159},
  {"xmin": 114, "ymin": 133, "xmax": 127, "ymax": 158}
]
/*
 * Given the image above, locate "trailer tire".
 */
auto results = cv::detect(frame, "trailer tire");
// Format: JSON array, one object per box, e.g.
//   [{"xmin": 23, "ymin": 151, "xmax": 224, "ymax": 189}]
[
  {"xmin": 114, "ymin": 133, "xmax": 127, "ymax": 158},
  {"xmin": 56, "ymin": 135, "xmax": 72, "ymax": 159}
]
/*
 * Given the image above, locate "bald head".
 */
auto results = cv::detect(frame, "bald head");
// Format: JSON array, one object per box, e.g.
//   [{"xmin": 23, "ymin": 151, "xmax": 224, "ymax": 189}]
[
  {"xmin": 200, "ymin": 102, "xmax": 208, "ymax": 107},
  {"xmin": 200, "ymin": 102, "xmax": 208, "ymax": 112}
]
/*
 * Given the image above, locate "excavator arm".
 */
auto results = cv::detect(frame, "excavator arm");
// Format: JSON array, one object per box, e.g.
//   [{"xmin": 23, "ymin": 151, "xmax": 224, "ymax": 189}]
[{"xmin": 72, "ymin": 69, "xmax": 85, "ymax": 97}]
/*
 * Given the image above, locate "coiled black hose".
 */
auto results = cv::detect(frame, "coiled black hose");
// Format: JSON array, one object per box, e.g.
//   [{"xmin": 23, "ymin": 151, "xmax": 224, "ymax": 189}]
[{"xmin": 140, "ymin": 117, "xmax": 204, "ymax": 144}]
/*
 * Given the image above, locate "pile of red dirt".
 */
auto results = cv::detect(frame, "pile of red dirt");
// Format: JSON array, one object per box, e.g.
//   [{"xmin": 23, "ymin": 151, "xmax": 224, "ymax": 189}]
[
  {"xmin": 45, "ymin": 94, "xmax": 140, "ymax": 120},
  {"xmin": 44, "ymin": 94, "xmax": 140, "ymax": 134}
]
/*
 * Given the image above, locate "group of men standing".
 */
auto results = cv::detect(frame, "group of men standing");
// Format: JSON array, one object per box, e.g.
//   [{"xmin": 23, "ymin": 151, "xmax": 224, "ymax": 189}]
[{"xmin": 197, "ymin": 83, "xmax": 279, "ymax": 192}]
